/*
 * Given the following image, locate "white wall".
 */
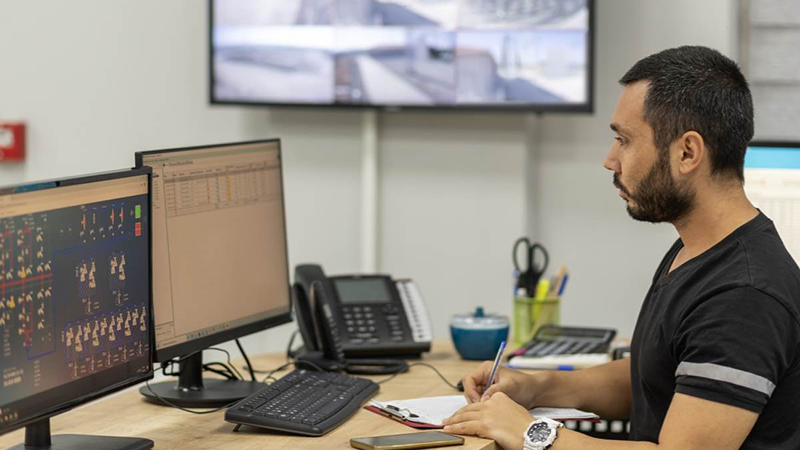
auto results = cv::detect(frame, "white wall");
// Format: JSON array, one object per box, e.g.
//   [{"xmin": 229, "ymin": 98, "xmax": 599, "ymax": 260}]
[
  {"xmin": 379, "ymin": 112, "xmax": 526, "ymax": 338},
  {"xmin": 0, "ymin": 0, "xmax": 737, "ymax": 364}
]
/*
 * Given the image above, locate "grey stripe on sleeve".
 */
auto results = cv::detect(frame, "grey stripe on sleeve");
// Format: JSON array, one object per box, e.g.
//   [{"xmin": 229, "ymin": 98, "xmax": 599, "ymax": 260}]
[{"xmin": 675, "ymin": 362, "xmax": 776, "ymax": 397}]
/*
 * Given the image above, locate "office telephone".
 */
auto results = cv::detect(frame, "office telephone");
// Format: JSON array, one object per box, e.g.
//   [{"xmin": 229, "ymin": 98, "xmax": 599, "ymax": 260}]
[{"xmin": 292, "ymin": 264, "xmax": 432, "ymax": 374}]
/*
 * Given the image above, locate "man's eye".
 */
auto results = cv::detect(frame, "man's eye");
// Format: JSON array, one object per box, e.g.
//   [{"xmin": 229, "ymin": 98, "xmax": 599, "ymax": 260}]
[{"xmin": 615, "ymin": 136, "xmax": 627, "ymax": 146}]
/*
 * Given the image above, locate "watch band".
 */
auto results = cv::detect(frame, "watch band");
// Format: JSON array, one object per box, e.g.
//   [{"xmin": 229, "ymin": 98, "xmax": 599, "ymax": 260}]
[{"xmin": 523, "ymin": 417, "xmax": 563, "ymax": 450}]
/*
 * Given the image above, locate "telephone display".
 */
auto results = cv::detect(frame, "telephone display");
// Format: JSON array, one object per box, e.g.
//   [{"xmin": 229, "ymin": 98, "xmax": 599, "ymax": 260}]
[{"xmin": 333, "ymin": 279, "xmax": 393, "ymax": 304}]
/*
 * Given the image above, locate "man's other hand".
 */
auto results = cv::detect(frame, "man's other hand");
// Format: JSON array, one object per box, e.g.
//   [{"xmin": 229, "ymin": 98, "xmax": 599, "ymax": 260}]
[{"xmin": 443, "ymin": 391, "xmax": 532, "ymax": 450}]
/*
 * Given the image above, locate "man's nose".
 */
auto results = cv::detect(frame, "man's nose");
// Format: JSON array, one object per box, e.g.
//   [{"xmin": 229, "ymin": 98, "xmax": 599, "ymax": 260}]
[{"xmin": 603, "ymin": 147, "xmax": 620, "ymax": 173}]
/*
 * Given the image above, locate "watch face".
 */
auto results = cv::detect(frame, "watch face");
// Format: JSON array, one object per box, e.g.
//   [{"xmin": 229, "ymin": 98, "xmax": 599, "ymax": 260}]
[{"xmin": 528, "ymin": 422, "xmax": 551, "ymax": 443}]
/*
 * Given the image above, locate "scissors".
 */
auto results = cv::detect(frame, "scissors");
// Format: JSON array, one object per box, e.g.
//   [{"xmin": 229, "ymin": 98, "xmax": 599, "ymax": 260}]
[{"xmin": 512, "ymin": 237, "xmax": 549, "ymax": 295}]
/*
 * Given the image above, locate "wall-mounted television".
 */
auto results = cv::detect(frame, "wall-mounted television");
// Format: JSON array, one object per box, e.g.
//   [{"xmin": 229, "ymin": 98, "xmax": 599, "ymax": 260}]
[{"xmin": 209, "ymin": 0, "xmax": 594, "ymax": 112}]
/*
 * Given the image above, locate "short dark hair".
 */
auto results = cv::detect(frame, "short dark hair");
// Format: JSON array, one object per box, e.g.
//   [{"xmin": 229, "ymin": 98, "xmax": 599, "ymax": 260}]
[{"xmin": 619, "ymin": 46, "xmax": 754, "ymax": 183}]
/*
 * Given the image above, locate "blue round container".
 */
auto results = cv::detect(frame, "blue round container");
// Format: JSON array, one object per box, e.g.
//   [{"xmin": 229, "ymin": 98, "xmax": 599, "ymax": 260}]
[{"xmin": 450, "ymin": 307, "xmax": 509, "ymax": 360}]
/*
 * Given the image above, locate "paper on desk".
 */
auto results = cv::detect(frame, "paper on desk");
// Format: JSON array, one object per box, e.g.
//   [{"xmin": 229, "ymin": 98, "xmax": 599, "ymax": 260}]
[{"xmin": 369, "ymin": 395, "xmax": 598, "ymax": 426}]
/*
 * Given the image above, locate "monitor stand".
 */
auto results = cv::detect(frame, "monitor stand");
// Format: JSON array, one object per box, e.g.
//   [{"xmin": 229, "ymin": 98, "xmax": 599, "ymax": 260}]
[
  {"xmin": 139, "ymin": 352, "xmax": 264, "ymax": 408},
  {"xmin": 5, "ymin": 418, "xmax": 153, "ymax": 450}
]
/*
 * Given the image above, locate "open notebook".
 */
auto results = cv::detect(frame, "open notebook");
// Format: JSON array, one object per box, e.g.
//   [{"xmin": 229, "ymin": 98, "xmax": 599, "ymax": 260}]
[{"xmin": 366, "ymin": 395, "xmax": 598, "ymax": 429}]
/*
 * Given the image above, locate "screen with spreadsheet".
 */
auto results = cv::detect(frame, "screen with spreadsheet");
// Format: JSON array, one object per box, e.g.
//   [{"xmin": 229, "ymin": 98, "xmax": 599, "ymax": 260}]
[
  {"xmin": 137, "ymin": 140, "xmax": 291, "ymax": 361},
  {"xmin": 0, "ymin": 171, "xmax": 151, "ymax": 433},
  {"xmin": 745, "ymin": 142, "xmax": 800, "ymax": 263}
]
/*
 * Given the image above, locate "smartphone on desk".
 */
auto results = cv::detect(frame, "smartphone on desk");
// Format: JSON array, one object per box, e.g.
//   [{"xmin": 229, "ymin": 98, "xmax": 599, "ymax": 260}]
[{"xmin": 351, "ymin": 431, "xmax": 464, "ymax": 450}]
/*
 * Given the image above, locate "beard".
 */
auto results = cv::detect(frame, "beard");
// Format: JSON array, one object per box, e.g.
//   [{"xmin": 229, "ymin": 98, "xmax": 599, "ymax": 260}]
[{"xmin": 613, "ymin": 152, "xmax": 695, "ymax": 224}]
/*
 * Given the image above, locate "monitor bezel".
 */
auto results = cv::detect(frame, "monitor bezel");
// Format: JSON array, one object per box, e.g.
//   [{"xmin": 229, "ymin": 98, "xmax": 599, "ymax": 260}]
[
  {"xmin": 0, "ymin": 167, "xmax": 154, "ymax": 436},
  {"xmin": 135, "ymin": 139, "xmax": 292, "ymax": 363},
  {"xmin": 207, "ymin": 0, "xmax": 595, "ymax": 113},
  {"xmin": 748, "ymin": 140, "xmax": 800, "ymax": 149}
]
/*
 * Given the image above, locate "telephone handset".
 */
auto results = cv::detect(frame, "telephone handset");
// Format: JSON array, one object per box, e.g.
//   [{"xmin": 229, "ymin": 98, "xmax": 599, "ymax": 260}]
[
  {"xmin": 310, "ymin": 281, "xmax": 347, "ymax": 366},
  {"xmin": 293, "ymin": 265, "xmax": 410, "ymax": 375}
]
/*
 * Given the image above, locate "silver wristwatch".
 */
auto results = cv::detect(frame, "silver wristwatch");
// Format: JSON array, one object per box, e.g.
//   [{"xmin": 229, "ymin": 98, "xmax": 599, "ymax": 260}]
[{"xmin": 523, "ymin": 417, "xmax": 563, "ymax": 450}]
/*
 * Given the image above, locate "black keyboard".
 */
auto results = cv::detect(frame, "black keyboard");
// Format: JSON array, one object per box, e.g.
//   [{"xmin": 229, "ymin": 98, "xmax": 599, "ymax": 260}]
[{"xmin": 224, "ymin": 369, "xmax": 379, "ymax": 436}]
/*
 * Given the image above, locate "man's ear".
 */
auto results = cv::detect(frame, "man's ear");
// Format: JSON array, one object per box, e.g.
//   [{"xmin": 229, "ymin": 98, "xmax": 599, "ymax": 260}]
[{"xmin": 675, "ymin": 131, "xmax": 705, "ymax": 175}]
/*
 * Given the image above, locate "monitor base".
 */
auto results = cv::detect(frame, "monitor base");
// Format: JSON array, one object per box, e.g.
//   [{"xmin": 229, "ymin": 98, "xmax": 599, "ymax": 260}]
[
  {"xmin": 141, "ymin": 351, "xmax": 265, "ymax": 408},
  {"xmin": 5, "ymin": 434, "xmax": 154, "ymax": 450},
  {"xmin": 7, "ymin": 419, "xmax": 153, "ymax": 450},
  {"xmin": 140, "ymin": 378, "xmax": 264, "ymax": 408}
]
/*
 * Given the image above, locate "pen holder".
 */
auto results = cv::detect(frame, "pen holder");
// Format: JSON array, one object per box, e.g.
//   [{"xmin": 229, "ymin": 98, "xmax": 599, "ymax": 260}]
[{"xmin": 512, "ymin": 296, "xmax": 560, "ymax": 348}]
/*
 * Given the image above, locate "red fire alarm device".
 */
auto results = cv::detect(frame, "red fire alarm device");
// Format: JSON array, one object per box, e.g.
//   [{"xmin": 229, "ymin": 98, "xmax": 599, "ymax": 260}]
[{"xmin": 0, "ymin": 122, "xmax": 26, "ymax": 162}]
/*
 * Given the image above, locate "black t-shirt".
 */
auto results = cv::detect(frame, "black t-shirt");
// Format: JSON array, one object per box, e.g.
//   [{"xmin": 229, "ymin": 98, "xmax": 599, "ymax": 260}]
[{"xmin": 629, "ymin": 213, "xmax": 800, "ymax": 448}]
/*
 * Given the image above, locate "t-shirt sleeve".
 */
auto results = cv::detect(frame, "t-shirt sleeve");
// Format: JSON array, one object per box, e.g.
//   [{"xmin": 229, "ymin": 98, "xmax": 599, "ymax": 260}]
[{"xmin": 672, "ymin": 287, "xmax": 798, "ymax": 413}]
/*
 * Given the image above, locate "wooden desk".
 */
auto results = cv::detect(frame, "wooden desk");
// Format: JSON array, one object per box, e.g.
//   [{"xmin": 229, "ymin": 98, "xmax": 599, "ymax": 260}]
[{"xmin": 0, "ymin": 341, "xmax": 497, "ymax": 450}]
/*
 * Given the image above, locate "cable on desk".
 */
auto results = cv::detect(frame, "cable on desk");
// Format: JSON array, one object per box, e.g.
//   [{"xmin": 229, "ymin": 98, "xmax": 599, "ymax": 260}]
[
  {"xmin": 160, "ymin": 348, "xmax": 244, "ymax": 382},
  {"xmin": 235, "ymin": 339, "xmax": 257, "ymax": 382},
  {"xmin": 256, "ymin": 359, "xmax": 329, "ymax": 384},
  {"xmin": 376, "ymin": 362, "xmax": 460, "ymax": 390},
  {"xmin": 160, "ymin": 349, "xmax": 201, "ymax": 377},
  {"xmin": 207, "ymin": 347, "xmax": 245, "ymax": 381},
  {"xmin": 203, "ymin": 362, "xmax": 238, "ymax": 380},
  {"xmin": 247, "ymin": 353, "xmax": 458, "ymax": 391},
  {"xmin": 292, "ymin": 358, "xmax": 327, "ymax": 372},
  {"xmin": 286, "ymin": 329, "xmax": 300, "ymax": 360},
  {"xmin": 143, "ymin": 365, "xmax": 240, "ymax": 415},
  {"xmin": 259, "ymin": 361, "xmax": 294, "ymax": 383}
]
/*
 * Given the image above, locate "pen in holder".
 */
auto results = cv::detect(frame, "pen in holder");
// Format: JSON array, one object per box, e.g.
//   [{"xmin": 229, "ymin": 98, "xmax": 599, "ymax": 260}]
[{"xmin": 512, "ymin": 295, "xmax": 560, "ymax": 349}]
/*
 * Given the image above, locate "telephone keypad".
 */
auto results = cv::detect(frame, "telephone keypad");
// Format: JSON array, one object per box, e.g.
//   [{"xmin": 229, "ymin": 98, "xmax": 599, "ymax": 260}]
[{"xmin": 340, "ymin": 304, "xmax": 407, "ymax": 344}]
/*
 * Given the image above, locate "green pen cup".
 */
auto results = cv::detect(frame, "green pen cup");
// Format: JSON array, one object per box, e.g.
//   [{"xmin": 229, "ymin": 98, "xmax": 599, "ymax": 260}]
[{"xmin": 512, "ymin": 296, "xmax": 560, "ymax": 349}]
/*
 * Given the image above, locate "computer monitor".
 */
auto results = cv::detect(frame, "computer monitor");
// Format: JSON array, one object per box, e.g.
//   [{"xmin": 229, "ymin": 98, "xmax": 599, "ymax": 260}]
[
  {"xmin": 744, "ymin": 141, "xmax": 800, "ymax": 263},
  {"xmin": 0, "ymin": 169, "xmax": 153, "ymax": 450},
  {"xmin": 135, "ymin": 140, "xmax": 292, "ymax": 408}
]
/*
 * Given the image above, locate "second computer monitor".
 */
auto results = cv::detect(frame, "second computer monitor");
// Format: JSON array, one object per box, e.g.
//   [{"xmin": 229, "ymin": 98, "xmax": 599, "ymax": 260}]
[{"xmin": 136, "ymin": 140, "xmax": 291, "ymax": 407}]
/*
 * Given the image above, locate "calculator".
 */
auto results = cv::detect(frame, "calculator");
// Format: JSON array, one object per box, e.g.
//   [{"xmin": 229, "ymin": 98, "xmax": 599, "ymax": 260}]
[{"xmin": 511, "ymin": 325, "xmax": 617, "ymax": 358}]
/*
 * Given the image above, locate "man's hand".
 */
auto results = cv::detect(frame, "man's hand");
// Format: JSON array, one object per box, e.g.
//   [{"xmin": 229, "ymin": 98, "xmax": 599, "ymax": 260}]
[
  {"xmin": 442, "ymin": 392, "xmax": 533, "ymax": 450},
  {"xmin": 462, "ymin": 360, "xmax": 538, "ymax": 406}
]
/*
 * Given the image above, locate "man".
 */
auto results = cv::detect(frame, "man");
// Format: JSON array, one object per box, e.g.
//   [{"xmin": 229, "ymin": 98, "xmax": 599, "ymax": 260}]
[{"xmin": 443, "ymin": 46, "xmax": 800, "ymax": 450}]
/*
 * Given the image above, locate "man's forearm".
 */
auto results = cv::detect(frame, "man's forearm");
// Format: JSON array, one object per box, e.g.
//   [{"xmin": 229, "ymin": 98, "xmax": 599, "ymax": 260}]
[{"xmin": 529, "ymin": 358, "xmax": 632, "ymax": 420}]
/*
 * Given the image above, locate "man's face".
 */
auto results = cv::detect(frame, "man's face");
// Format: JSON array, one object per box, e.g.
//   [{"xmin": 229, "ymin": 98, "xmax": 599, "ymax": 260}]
[{"xmin": 604, "ymin": 82, "xmax": 695, "ymax": 223}]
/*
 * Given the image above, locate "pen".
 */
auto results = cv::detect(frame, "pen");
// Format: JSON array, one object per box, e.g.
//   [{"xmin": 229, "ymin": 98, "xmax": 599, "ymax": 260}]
[
  {"xmin": 552, "ymin": 265, "xmax": 568, "ymax": 297},
  {"xmin": 557, "ymin": 273, "xmax": 569, "ymax": 296},
  {"xmin": 483, "ymin": 341, "xmax": 507, "ymax": 400}
]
